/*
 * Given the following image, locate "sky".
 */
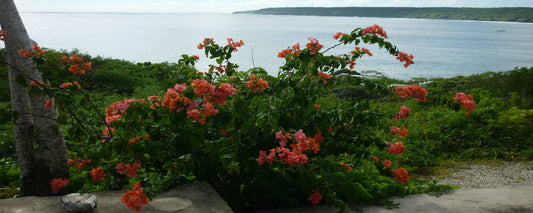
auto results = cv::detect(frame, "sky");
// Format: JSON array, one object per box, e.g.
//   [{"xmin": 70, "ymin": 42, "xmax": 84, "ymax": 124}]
[{"xmin": 16, "ymin": 0, "xmax": 533, "ymax": 13}]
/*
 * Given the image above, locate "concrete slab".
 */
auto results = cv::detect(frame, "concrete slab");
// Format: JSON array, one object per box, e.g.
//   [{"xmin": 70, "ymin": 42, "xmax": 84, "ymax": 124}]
[
  {"xmin": 260, "ymin": 182, "xmax": 533, "ymax": 213},
  {"xmin": 0, "ymin": 182, "xmax": 233, "ymax": 213}
]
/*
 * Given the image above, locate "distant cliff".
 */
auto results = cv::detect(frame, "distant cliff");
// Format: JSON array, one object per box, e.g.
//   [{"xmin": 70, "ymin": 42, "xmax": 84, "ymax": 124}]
[{"xmin": 233, "ymin": 7, "xmax": 533, "ymax": 23}]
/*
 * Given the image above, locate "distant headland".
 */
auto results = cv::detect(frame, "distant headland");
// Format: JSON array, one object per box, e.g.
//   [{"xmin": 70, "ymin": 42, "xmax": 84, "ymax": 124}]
[{"xmin": 233, "ymin": 7, "xmax": 533, "ymax": 23}]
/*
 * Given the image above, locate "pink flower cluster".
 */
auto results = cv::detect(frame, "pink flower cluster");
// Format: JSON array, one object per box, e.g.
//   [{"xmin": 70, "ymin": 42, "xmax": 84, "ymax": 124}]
[
  {"xmin": 158, "ymin": 81, "xmax": 235, "ymax": 125},
  {"xmin": 390, "ymin": 126, "xmax": 408, "ymax": 138},
  {"xmin": 395, "ymin": 105, "xmax": 411, "ymax": 121},
  {"xmin": 89, "ymin": 167, "xmax": 106, "ymax": 182},
  {"xmin": 256, "ymin": 130, "xmax": 323, "ymax": 166},
  {"xmin": 394, "ymin": 167, "xmax": 409, "ymax": 183},
  {"xmin": 308, "ymin": 189, "xmax": 323, "ymax": 205},
  {"xmin": 454, "ymin": 92, "xmax": 476, "ymax": 116},
  {"xmin": 105, "ymin": 98, "xmax": 146, "ymax": 125},
  {"xmin": 387, "ymin": 141, "xmax": 405, "ymax": 155},
  {"xmin": 59, "ymin": 81, "xmax": 81, "ymax": 89},
  {"xmin": 394, "ymin": 85, "xmax": 427, "ymax": 102},
  {"xmin": 362, "ymin": 24, "xmax": 388, "ymax": 38},
  {"xmin": 116, "ymin": 160, "xmax": 142, "ymax": 178},
  {"xmin": 306, "ymin": 38, "xmax": 324, "ymax": 55}
]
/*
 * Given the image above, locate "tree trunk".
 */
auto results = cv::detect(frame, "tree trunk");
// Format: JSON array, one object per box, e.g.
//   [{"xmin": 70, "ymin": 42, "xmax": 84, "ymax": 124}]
[{"xmin": 0, "ymin": 0, "xmax": 69, "ymax": 196}]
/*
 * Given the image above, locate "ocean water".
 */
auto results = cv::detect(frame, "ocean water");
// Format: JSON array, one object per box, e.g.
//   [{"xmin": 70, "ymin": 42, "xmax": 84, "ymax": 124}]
[{"xmin": 5, "ymin": 13, "xmax": 533, "ymax": 80}]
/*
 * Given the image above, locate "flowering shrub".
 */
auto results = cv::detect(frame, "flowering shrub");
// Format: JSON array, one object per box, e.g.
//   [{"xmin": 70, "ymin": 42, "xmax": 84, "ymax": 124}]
[{"xmin": 13, "ymin": 24, "xmax": 475, "ymax": 212}]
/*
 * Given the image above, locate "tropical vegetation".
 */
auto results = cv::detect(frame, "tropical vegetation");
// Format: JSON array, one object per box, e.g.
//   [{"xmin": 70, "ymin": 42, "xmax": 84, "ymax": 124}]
[{"xmin": 0, "ymin": 24, "xmax": 532, "ymax": 212}]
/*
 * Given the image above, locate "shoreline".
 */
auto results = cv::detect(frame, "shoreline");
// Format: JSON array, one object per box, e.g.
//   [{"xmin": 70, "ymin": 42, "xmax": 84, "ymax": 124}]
[{"xmin": 234, "ymin": 7, "xmax": 533, "ymax": 23}]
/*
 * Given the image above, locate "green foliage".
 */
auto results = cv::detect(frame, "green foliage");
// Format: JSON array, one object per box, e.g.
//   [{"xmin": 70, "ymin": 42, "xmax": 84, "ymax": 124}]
[
  {"xmin": 374, "ymin": 68, "xmax": 533, "ymax": 173},
  {"xmin": 89, "ymin": 70, "xmax": 136, "ymax": 94}
]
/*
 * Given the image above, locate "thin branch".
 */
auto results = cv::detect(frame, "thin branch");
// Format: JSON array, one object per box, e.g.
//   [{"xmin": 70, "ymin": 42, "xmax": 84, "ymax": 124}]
[
  {"xmin": 321, "ymin": 42, "xmax": 343, "ymax": 54},
  {"xmin": 4, "ymin": 60, "xmax": 104, "ymax": 139}
]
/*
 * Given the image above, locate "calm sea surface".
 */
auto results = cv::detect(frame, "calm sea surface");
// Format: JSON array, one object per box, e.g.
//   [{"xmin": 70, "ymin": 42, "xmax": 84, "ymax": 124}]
[{"xmin": 7, "ymin": 13, "xmax": 533, "ymax": 80}]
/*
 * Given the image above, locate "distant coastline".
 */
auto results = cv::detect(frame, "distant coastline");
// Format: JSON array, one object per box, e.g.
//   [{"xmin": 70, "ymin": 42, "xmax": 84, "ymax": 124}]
[{"xmin": 233, "ymin": 7, "xmax": 533, "ymax": 23}]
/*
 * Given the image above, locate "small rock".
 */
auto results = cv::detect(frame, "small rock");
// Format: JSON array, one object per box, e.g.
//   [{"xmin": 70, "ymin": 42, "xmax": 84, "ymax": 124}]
[{"xmin": 61, "ymin": 193, "xmax": 97, "ymax": 213}]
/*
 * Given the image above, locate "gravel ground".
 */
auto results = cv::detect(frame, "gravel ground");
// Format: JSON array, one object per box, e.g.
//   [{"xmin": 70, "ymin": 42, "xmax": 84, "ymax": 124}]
[{"xmin": 431, "ymin": 161, "xmax": 533, "ymax": 188}]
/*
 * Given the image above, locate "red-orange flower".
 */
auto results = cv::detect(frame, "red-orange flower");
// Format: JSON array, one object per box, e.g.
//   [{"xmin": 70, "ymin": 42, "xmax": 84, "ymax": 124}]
[
  {"xmin": 318, "ymin": 71, "xmax": 332, "ymax": 83},
  {"xmin": 68, "ymin": 64, "xmax": 81, "ymax": 74},
  {"xmin": 125, "ymin": 160, "xmax": 142, "ymax": 177},
  {"xmin": 277, "ymin": 43, "xmax": 301, "ymax": 58},
  {"xmin": 121, "ymin": 182, "xmax": 149, "ymax": 212},
  {"xmin": 32, "ymin": 44, "xmax": 45, "ymax": 56},
  {"xmin": 89, "ymin": 167, "xmax": 106, "ymax": 182},
  {"xmin": 246, "ymin": 74, "xmax": 269, "ymax": 93},
  {"xmin": 105, "ymin": 98, "xmax": 146, "ymax": 125},
  {"xmin": 384, "ymin": 159, "xmax": 392, "ymax": 168},
  {"xmin": 362, "ymin": 24, "xmax": 388, "ymax": 38},
  {"xmin": 59, "ymin": 82, "xmax": 73, "ymax": 89},
  {"xmin": 454, "ymin": 92, "xmax": 476, "ymax": 116},
  {"xmin": 70, "ymin": 158, "xmax": 91, "ymax": 169},
  {"xmin": 227, "ymin": 38, "xmax": 244, "ymax": 52},
  {"xmin": 390, "ymin": 126, "xmax": 408, "ymax": 137},
  {"xmin": 44, "ymin": 100, "xmax": 54, "ymax": 109},
  {"xmin": 394, "ymin": 85, "xmax": 427, "ymax": 102},
  {"xmin": 61, "ymin": 55, "xmax": 69, "ymax": 63},
  {"xmin": 82, "ymin": 61, "xmax": 92, "ymax": 70},
  {"xmin": 116, "ymin": 162, "xmax": 126, "ymax": 175},
  {"xmin": 395, "ymin": 105, "xmax": 411, "ymax": 121},
  {"xmin": 308, "ymin": 189, "xmax": 323, "ymax": 205},
  {"xmin": 394, "ymin": 51, "xmax": 415, "ymax": 68},
  {"xmin": 348, "ymin": 60, "xmax": 356, "ymax": 69},
  {"xmin": 68, "ymin": 54, "xmax": 83, "ymax": 62},
  {"xmin": 258, "ymin": 130, "xmax": 320, "ymax": 167},
  {"xmin": 353, "ymin": 46, "xmax": 373, "ymax": 57},
  {"xmin": 186, "ymin": 108, "xmax": 201, "ymax": 120},
  {"xmin": 102, "ymin": 127, "xmax": 115, "ymax": 142},
  {"xmin": 68, "ymin": 158, "xmax": 76, "ymax": 165},
  {"xmin": 50, "ymin": 178, "xmax": 69, "ymax": 193},
  {"xmin": 29, "ymin": 79, "xmax": 44, "ymax": 87},
  {"xmin": 191, "ymin": 79, "xmax": 211, "ymax": 96},
  {"xmin": 18, "ymin": 49, "xmax": 33, "ymax": 58},
  {"xmin": 387, "ymin": 141, "xmax": 405, "ymax": 155},
  {"xmin": 277, "ymin": 48, "xmax": 292, "ymax": 58},
  {"xmin": 340, "ymin": 162, "xmax": 352, "ymax": 171},
  {"xmin": 0, "ymin": 30, "xmax": 6, "ymax": 41},
  {"xmin": 394, "ymin": 167, "xmax": 409, "ymax": 183},
  {"xmin": 333, "ymin": 32, "xmax": 346, "ymax": 40},
  {"xmin": 372, "ymin": 156, "xmax": 379, "ymax": 162},
  {"xmin": 306, "ymin": 37, "xmax": 323, "ymax": 55}
]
